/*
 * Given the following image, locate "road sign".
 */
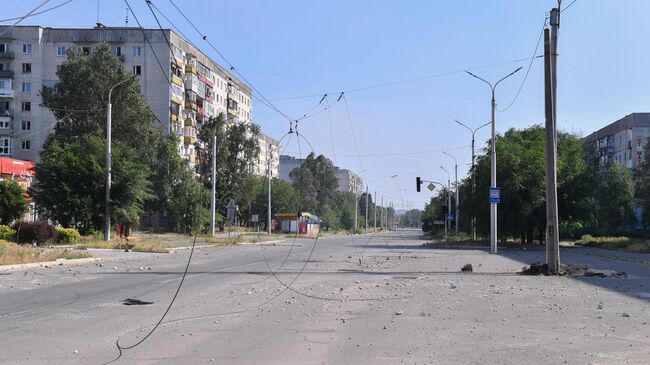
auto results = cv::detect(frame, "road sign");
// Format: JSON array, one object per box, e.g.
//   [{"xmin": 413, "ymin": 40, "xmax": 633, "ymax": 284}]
[
  {"xmin": 489, "ymin": 187, "xmax": 500, "ymax": 204},
  {"xmin": 433, "ymin": 220, "xmax": 445, "ymax": 225},
  {"xmin": 427, "ymin": 183, "xmax": 435, "ymax": 191},
  {"xmin": 447, "ymin": 213, "xmax": 454, "ymax": 221},
  {"xmin": 251, "ymin": 214, "xmax": 259, "ymax": 223}
]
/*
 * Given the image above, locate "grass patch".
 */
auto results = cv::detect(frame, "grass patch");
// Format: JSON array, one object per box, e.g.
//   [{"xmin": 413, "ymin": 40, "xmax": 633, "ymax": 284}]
[
  {"xmin": 0, "ymin": 240, "xmax": 89, "ymax": 266},
  {"xmin": 574, "ymin": 234, "xmax": 650, "ymax": 253},
  {"xmin": 77, "ymin": 234, "xmax": 167, "ymax": 253}
]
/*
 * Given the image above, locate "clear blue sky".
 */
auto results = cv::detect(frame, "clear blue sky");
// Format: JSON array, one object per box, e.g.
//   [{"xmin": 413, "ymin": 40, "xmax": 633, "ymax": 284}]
[{"xmin": 6, "ymin": 0, "xmax": 650, "ymax": 210}]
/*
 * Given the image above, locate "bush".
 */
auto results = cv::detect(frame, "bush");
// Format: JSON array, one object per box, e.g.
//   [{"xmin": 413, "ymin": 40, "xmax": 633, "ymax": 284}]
[
  {"xmin": 0, "ymin": 225, "xmax": 16, "ymax": 241},
  {"xmin": 11, "ymin": 221, "xmax": 58, "ymax": 245},
  {"xmin": 56, "ymin": 227, "xmax": 81, "ymax": 245}
]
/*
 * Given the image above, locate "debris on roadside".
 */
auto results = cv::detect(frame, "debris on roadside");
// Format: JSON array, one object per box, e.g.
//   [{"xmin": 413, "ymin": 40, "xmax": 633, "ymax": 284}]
[
  {"xmin": 122, "ymin": 298, "xmax": 154, "ymax": 306},
  {"xmin": 461, "ymin": 264, "xmax": 473, "ymax": 272},
  {"xmin": 520, "ymin": 262, "xmax": 627, "ymax": 278}
]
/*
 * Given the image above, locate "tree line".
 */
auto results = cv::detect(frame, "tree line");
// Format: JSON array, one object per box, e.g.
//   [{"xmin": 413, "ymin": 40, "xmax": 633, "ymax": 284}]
[{"xmin": 423, "ymin": 125, "xmax": 647, "ymax": 241}]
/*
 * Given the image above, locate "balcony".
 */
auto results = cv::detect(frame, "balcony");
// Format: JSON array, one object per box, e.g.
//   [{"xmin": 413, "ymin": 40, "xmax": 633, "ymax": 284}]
[
  {"xmin": 188, "ymin": 155, "xmax": 197, "ymax": 164},
  {"xmin": 0, "ymin": 52, "xmax": 14, "ymax": 60},
  {"xmin": 0, "ymin": 89, "xmax": 14, "ymax": 99},
  {"xmin": 170, "ymin": 113, "xmax": 178, "ymax": 122},
  {"xmin": 184, "ymin": 136, "xmax": 197, "ymax": 145},
  {"xmin": 185, "ymin": 100, "xmax": 197, "ymax": 111},
  {"xmin": 0, "ymin": 70, "xmax": 13, "ymax": 78},
  {"xmin": 184, "ymin": 118, "xmax": 196, "ymax": 127},
  {"xmin": 185, "ymin": 65, "xmax": 198, "ymax": 74},
  {"xmin": 171, "ymin": 95, "xmax": 183, "ymax": 105},
  {"xmin": 172, "ymin": 74, "xmax": 183, "ymax": 87},
  {"xmin": 227, "ymin": 107, "xmax": 238, "ymax": 117}
]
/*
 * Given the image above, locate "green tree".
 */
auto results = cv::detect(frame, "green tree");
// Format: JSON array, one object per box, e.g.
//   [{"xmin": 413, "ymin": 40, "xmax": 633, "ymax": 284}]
[
  {"xmin": 462, "ymin": 125, "xmax": 599, "ymax": 242},
  {"xmin": 31, "ymin": 136, "xmax": 151, "ymax": 234},
  {"xmin": 596, "ymin": 161, "xmax": 635, "ymax": 231},
  {"xmin": 248, "ymin": 176, "xmax": 299, "ymax": 227},
  {"xmin": 290, "ymin": 153, "xmax": 339, "ymax": 216},
  {"xmin": 637, "ymin": 137, "xmax": 650, "ymax": 228},
  {"xmin": 147, "ymin": 135, "xmax": 209, "ymax": 233},
  {"xmin": 196, "ymin": 113, "xmax": 260, "ymax": 227},
  {"xmin": 0, "ymin": 180, "xmax": 28, "ymax": 225},
  {"xmin": 41, "ymin": 43, "xmax": 161, "ymax": 165}
]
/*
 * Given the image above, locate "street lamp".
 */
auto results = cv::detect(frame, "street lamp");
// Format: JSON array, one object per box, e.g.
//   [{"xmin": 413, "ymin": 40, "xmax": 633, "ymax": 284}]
[
  {"xmin": 442, "ymin": 151, "xmax": 459, "ymax": 236},
  {"xmin": 465, "ymin": 67, "xmax": 522, "ymax": 254},
  {"xmin": 454, "ymin": 120, "xmax": 490, "ymax": 241},
  {"xmin": 440, "ymin": 165, "xmax": 451, "ymax": 238},
  {"xmin": 105, "ymin": 78, "xmax": 131, "ymax": 242}
]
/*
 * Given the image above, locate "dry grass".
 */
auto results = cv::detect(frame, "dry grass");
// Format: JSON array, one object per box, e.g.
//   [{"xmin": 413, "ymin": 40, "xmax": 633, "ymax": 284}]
[
  {"xmin": 77, "ymin": 238, "xmax": 167, "ymax": 253},
  {"xmin": 0, "ymin": 240, "xmax": 89, "ymax": 266}
]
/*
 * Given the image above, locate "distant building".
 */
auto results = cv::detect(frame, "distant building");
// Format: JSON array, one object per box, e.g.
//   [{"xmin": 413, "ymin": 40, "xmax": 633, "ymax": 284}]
[
  {"xmin": 335, "ymin": 168, "xmax": 364, "ymax": 196},
  {"xmin": 255, "ymin": 133, "xmax": 279, "ymax": 178},
  {"xmin": 583, "ymin": 113, "xmax": 650, "ymax": 170},
  {"xmin": 279, "ymin": 154, "xmax": 306, "ymax": 182}
]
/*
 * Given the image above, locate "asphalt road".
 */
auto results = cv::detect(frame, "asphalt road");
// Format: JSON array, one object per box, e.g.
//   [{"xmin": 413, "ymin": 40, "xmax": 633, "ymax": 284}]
[{"xmin": 1, "ymin": 230, "xmax": 649, "ymax": 364}]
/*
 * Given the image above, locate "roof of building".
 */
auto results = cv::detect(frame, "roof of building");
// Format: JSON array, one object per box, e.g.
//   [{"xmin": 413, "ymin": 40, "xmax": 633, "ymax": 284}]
[{"xmin": 583, "ymin": 113, "xmax": 650, "ymax": 143}]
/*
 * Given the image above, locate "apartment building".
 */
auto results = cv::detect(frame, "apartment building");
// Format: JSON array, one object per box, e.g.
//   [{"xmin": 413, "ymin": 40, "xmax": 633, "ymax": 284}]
[
  {"xmin": 279, "ymin": 154, "xmax": 306, "ymax": 182},
  {"xmin": 335, "ymin": 167, "xmax": 364, "ymax": 196},
  {"xmin": 0, "ymin": 25, "xmax": 253, "ymax": 167},
  {"xmin": 583, "ymin": 113, "xmax": 650, "ymax": 170},
  {"xmin": 256, "ymin": 133, "xmax": 279, "ymax": 178}
]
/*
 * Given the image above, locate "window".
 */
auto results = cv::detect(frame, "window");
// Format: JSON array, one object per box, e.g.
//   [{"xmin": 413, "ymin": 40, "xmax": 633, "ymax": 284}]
[
  {"xmin": 21, "ymin": 121, "xmax": 30, "ymax": 131},
  {"xmin": 132, "ymin": 65, "xmax": 142, "ymax": 75},
  {"xmin": 0, "ymin": 44, "xmax": 8, "ymax": 52},
  {"xmin": 0, "ymin": 137, "xmax": 11, "ymax": 155},
  {"xmin": 81, "ymin": 47, "xmax": 91, "ymax": 56},
  {"xmin": 56, "ymin": 46, "xmax": 66, "ymax": 56},
  {"xmin": 22, "ymin": 44, "xmax": 32, "ymax": 54},
  {"xmin": 21, "ymin": 140, "xmax": 30, "ymax": 150},
  {"xmin": 0, "ymin": 119, "xmax": 9, "ymax": 129},
  {"xmin": 133, "ymin": 46, "xmax": 141, "ymax": 56},
  {"xmin": 21, "ymin": 82, "xmax": 32, "ymax": 93},
  {"xmin": 56, "ymin": 64, "xmax": 63, "ymax": 72},
  {"xmin": 111, "ymin": 46, "xmax": 122, "ymax": 56},
  {"xmin": 21, "ymin": 102, "xmax": 31, "ymax": 112},
  {"xmin": 22, "ymin": 63, "xmax": 31, "ymax": 73}
]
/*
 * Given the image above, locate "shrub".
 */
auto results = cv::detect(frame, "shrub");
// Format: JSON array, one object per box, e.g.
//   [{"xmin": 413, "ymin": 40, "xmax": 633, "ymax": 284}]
[
  {"xmin": 11, "ymin": 221, "xmax": 58, "ymax": 245},
  {"xmin": 56, "ymin": 227, "xmax": 81, "ymax": 245},
  {"xmin": 0, "ymin": 225, "xmax": 16, "ymax": 241}
]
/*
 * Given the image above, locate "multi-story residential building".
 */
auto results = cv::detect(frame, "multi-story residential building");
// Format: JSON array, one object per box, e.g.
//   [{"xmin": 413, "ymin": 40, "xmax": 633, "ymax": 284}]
[
  {"xmin": 279, "ymin": 154, "xmax": 306, "ymax": 182},
  {"xmin": 279, "ymin": 154, "xmax": 364, "ymax": 195},
  {"xmin": 256, "ymin": 133, "xmax": 279, "ymax": 178},
  {"xmin": 0, "ymin": 25, "xmax": 253, "ymax": 166},
  {"xmin": 335, "ymin": 167, "xmax": 364, "ymax": 196},
  {"xmin": 583, "ymin": 113, "xmax": 650, "ymax": 170}
]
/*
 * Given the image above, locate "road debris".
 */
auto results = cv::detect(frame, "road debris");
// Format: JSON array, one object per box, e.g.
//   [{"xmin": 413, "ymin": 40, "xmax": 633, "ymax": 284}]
[
  {"xmin": 461, "ymin": 264, "xmax": 473, "ymax": 272},
  {"xmin": 122, "ymin": 298, "xmax": 154, "ymax": 306}
]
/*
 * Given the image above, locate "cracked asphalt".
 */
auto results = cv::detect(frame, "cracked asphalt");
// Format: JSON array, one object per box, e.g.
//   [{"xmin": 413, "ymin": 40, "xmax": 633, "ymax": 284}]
[{"xmin": 0, "ymin": 229, "xmax": 649, "ymax": 364}]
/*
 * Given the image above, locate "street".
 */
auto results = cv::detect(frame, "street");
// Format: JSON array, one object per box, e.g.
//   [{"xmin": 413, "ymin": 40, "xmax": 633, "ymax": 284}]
[{"xmin": 1, "ymin": 230, "xmax": 649, "ymax": 364}]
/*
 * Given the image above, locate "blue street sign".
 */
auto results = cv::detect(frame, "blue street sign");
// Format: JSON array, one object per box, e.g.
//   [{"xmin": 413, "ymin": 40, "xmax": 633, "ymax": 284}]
[
  {"xmin": 489, "ymin": 187, "xmax": 500, "ymax": 204},
  {"xmin": 447, "ymin": 213, "xmax": 454, "ymax": 221}
]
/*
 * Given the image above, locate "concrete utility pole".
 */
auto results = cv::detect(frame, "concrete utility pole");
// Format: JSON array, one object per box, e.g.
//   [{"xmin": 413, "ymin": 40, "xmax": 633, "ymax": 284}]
[
  {"xmin": 441, "ymin": 165, "xmax": 451, "ymax": 238},
  {"xmin": 210, "ymin": 134, "xmax": 217, "ymax": 236},
  {"xmin": 545, "ymin": 6, "xmax": 561, "ymax": 274},
  {"xmin": 466, "ymin": 67, "xmax": 522, "ymax": 253},
  {"xmin": 267, "ymin": 144, "xmax": 272, "ymax": 235},
  {"xmin": 365, "ymin": 186, "xmax": 369, "ymax": 232},
  {"xmin": 374, "ymin": 191, "xmax": 377, "ymax": 231},
  {"xmin": 105, "ymin": 78, "xmax": 129, "ymax": 242},
  {"xmin": 455, "ymin": 120, "xmax": 490, "ymax": 241},
  {"xmin": 381, "ymin": 196, "xmax": 384, "ymax": 228},
  {"xmin": 354, "ymin": 193, "xmax": 358, "ymax": 232},
  {"xmin": 443, "ymin": 152, "xmax": 459, "ymax": 236}
]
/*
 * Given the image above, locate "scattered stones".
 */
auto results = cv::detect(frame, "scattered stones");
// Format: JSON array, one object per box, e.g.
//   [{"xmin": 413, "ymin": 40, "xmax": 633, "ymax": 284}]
[
  {"xmin": 621, "ymin": 313, "xmax": 631, "ymax": 318},
  {"xmin": 395, "ymin": 310, "xmax": 404, "ymax": 316},
  {"xmin": 461, "ymin": 264, "xmax": 473, "ymax": 272}
]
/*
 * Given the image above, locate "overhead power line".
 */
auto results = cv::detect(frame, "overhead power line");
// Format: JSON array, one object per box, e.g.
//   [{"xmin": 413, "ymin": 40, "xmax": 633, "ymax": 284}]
[
  {"xmin": 0, "ymin": 0, "xmax": 73, "ymax": 23},
  {"xmin": 498, "ymin": 19, "xmax": 547, "ymax": 112},
  {"xmin": 166, "ymin": 0, "xmax": 296, "ymax": 123},
  {"xmin": 0, "ymin": 0, "xmax": 51, "ymax": 38}
]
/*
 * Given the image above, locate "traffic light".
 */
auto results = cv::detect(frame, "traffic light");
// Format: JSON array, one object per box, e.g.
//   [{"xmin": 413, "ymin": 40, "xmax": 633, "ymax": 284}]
[{"xmin": 416, "ymin": 177, "xmax": 422, "ymax": 192}]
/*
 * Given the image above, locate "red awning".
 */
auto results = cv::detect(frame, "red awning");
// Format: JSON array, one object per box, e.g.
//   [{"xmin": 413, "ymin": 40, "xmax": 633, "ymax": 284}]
[{"xmin": 0, "ymin": 157, "xmax": 36, "ymax": 177}]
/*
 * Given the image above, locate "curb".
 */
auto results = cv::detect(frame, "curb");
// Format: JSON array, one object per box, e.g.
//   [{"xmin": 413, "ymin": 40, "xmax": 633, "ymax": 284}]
[
  {"xmin": 237, "ymin": 239, "xmax": 286, "ymax": 245},
  {"xmin": 0, "ymin": 257, "xmax": 101, "ymax": 272},
  {"xmin": 168, "ymin": 239, "xmax": 286, "ymax": 251}
]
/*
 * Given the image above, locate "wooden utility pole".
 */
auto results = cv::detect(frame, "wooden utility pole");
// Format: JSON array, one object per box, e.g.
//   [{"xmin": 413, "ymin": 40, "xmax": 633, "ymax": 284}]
[{"xmin": 544, "ymin": 6, "xmax": 561, "ymax": 274}]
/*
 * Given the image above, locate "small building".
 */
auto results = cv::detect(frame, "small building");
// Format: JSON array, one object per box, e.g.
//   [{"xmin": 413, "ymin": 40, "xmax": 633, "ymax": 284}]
[
  {"xmin": 0, "ymin": 157, "xmax": 36, "ymax": 221},
  {"xmin": 273, "ymin": 212, "xmax": 320, "ymax": 238}
]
